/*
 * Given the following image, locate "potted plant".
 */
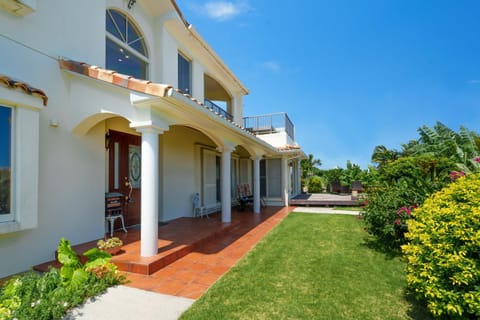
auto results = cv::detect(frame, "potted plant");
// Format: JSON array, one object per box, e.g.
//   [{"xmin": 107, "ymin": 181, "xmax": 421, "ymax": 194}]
[{"xmin": 97, "ymin": 237, "xmax": 123, "ymax": 255}]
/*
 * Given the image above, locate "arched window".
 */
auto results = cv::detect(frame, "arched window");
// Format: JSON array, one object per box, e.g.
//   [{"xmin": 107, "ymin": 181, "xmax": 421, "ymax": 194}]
[{"xmin": 106, "ymin": 9, "xmax": 148, "ymax": 79}]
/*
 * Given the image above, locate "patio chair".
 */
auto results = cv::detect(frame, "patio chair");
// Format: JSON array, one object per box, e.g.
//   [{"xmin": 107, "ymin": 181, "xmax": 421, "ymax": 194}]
[
  {"xmin": 237, "ymin": 183, "xmax": 254, "ymax": 211},
  {"xmin": 105, "ymin": 192, "xmax": 128, "ymax": 237},
  {"xmin": 192, "ymin": 193, "xmax": 208, "ymax": 218}
]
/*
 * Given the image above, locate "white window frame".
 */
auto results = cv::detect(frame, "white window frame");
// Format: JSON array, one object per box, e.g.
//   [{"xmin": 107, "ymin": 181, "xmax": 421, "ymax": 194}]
[
  {"xmin": 105, "ymin": 8, "xmax": 149, "ymax": 79},
  {"xmin": 178, "ymin": 52, "xmax": 192, "ymax": 94},
  {"xmin": 0, "ymin": 91, "xmax": 41, "ymax": 234}
]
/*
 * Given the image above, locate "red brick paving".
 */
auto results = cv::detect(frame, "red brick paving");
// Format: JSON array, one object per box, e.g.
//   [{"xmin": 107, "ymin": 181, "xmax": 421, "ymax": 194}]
[{"xmin": 123, "ymin": 206, "xmax": 291, "ymax": 299}]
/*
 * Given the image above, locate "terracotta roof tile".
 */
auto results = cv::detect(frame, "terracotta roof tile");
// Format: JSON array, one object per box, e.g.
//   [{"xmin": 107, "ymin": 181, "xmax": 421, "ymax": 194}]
[
  {"xmin": 278, "ymin": 144, "xmax": 301, "ymax": 151},
  {"xmin": 59, "ymin": 59, "xmax": 172, "ymax": 97},
  {"xmin": 0, "ymin": 74, "xmax": 48, "ymax": 106},
  {"xmin": 58, "ymin": 59, "xmax": 258, "ymax": 137}
]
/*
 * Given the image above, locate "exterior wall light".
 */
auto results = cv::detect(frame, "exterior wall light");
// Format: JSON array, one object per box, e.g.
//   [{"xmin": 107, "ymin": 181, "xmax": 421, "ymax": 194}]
[
  {"xmin": 49, "ymin": 118, "xmax": 59, "ymax": 127},
  {"xmin": 105, "ymin": 131, "xmax": 111, "ymax": 150}
]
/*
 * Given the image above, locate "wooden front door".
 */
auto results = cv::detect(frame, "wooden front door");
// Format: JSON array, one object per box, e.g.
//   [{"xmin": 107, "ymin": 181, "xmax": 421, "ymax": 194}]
[{"xmin": 108, "ymin": 130, "xmax": 141, "ymax": 227}]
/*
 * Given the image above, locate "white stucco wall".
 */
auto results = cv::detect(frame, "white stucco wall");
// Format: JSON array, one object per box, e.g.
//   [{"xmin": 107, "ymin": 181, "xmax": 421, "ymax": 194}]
[
  {"xmin": 256, "ymin": 131, "xmax": 295, "ymax": 148},
  {"xmin": 0, "ymin": 0, "xmax": 104, "ymax": 66},
  {"xmin": 0, "ymin": 0, "xmax": 107, "ymax": 278},
  {"xmin": 0, "ymin": 0, "xmax": 263, "ymax": 278},
  {"xmin": 160, "ymin": 126, "xmax": 216, "ymax": 221}
]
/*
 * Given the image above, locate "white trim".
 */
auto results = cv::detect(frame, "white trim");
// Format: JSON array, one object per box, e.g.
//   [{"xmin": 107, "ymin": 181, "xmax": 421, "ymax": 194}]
[
  {"xmin": 0, "ymin": 102, "xmax": 41, "ymax": 234},
  {"xmin": 106, "ymin": 32, "xmax": 149, "ymax": 64}
]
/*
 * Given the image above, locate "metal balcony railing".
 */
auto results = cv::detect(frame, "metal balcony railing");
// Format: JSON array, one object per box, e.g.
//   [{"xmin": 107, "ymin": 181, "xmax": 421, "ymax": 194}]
[
  {"xmin": 204, "ymin": 99, "xmax": 233, "ymax": 121},
  {"xmin": 243, "ymin": 112, "xmax": 295, "ymax": 141}
]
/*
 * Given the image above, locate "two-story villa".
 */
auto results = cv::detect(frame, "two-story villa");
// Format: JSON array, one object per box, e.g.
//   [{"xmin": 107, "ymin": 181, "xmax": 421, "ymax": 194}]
[{"xmin": 0, "ymin": 0, "xmax": 304, "ymax": 278}]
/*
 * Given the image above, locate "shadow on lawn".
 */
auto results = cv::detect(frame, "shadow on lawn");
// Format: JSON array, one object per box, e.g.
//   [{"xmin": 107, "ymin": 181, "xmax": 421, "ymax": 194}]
[
  {"xmin": 361, "ymin": 236, "xmax": 433, "ymax": 319},
  {"xmin": 404, "ymin": 291, "xmax": 434, "ymax": 320},
  {"xmin": 361, "ymin": 237, "xmax": 403, "ymax": 259}
]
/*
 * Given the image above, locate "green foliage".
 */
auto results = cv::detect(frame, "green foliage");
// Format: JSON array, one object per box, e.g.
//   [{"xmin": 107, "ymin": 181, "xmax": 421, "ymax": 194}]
[
  {"xmin": 301, "ymin": 154, "xmax": 322, "ymax": 189},
  {"xmin": 301, "ymin": 154, "xmax": 321, "ymax": 179},
  {"xmin": 57, "ymin": 238, "xmax": 89, "ymax": 288},
  {"xmin": 371, "ymin": 145, "xmax": 400, "ymax": 168},
  {"xmin": 305, "ymin": 175, "xmax": 324, "ymax": 193},
  {"xmin": 0, "ymin": 238, "xmax": 126, "ymax": 320},
  {"xmin": 339, "ymin": 160, "xmax": 363, "ymax": 186},
  {"xmin": 408, "ymin": 122, "xmax": 480, "ymax": 173},
  {"xmin": 315, "ymin": 161, "xmax": 375, "ymax": 193},
  {"xmin": 362, "ymin": 155, "xmax": 455, "ymax": 247},
  {"xmin": 402, "ymin": 173, "xmax": 480, "ymax": 319}
]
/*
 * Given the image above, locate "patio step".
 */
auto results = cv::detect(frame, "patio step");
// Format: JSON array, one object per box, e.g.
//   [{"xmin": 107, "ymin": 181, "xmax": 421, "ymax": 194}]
[
  {"xmin": 111, "ymin": 222, "xmax": 238, "ymax": 275},
  {"xmin": 33, "ymin": 215, "xmax": 241, "ymax": 276}
]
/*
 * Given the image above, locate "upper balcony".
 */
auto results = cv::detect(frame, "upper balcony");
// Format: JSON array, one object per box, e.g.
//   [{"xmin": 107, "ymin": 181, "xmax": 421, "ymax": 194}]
[
  {"xmin": 243, "ymin": 113, "xmax": 295, "ymax": 147},
  {"xmin": 204, "ymin": 99, "xmax": 233, "ymax": 121}
]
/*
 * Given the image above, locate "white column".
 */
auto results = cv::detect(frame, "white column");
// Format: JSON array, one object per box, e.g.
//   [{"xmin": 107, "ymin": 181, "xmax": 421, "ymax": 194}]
[
  {"xmin": 220, "ymin": 146, "xmax": 233, "ymax": 223},
  {"xmin": 252, "ymin": 156, "xmax": 262, "ymax": 214},
  {"xmin": 139, "ymin": 128, "xmax": 161, "ymax": 257},
  {"xmin": 296, "ymin": 158, "xmax": 301, "ymax": 194},
  {"xmin": 281, "ymin": 158, "xmax": 289, "ymax": 207}
]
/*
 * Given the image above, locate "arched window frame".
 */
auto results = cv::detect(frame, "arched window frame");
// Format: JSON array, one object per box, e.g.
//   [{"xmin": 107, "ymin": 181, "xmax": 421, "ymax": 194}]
[{"xmin": 106, "ymin": 8, "xmax": 149, "ymax": 79}]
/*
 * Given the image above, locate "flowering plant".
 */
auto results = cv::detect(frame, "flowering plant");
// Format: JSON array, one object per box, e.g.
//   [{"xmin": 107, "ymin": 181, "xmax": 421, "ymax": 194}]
[
  {"xmin": 97, "ymin": 237, "xmax": 123, "ymax": 250},
  {"xmin": 449, "ymin": 171, "xmax": 465, "ymax": 181},
  {"xmin": 394, "ymin": 205, "xmax": 417, "ymax": 226}
]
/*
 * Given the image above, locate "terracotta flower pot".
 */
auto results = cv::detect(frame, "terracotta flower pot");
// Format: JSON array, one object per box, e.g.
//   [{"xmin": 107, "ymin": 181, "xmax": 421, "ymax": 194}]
[{"xmin": 104, "ymin": 247, "xmax": 122, "ymax": 255}]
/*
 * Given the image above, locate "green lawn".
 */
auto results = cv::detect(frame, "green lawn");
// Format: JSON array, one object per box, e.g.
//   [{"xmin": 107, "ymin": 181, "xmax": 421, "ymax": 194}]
[{"xmin": 180, "ymin": 213, "xmax": 431, "ymax": 320}]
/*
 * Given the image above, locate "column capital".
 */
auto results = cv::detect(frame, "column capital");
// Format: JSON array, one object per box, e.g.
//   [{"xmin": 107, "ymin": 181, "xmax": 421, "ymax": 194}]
[
  {"xmin": 130, "ymin": 121, "xmax": 168, "ymax": 134},
  {"xmin": 250, "ymin": 154, "xmax": 264, "ymax": 161},
  {"xmin": 217, "ymin": 144, "xmax": 235, "ymax": 153}
]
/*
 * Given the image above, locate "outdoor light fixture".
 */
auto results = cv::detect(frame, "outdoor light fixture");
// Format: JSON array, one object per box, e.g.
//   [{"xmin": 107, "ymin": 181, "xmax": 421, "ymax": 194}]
[
  {"xmin": 49, "ymin": 118, "xmax": 59, "ymax": 128},
  {"xmin": 127, "ymin": 0, "xmax": 136, "ymax": 9},
  {"xmin": 105, "ymin": 131, "xmax": 111, "ymax": 150}
]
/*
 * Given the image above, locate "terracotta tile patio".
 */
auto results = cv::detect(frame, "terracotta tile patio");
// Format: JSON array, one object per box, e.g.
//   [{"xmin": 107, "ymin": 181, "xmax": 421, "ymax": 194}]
[
  {"xmin": 123, "ymin": 206, "xmax": 291, "ymax": 299},
  {"xmin": 33, "ymin": 206, "xmax": 292, "ymax": 300}
]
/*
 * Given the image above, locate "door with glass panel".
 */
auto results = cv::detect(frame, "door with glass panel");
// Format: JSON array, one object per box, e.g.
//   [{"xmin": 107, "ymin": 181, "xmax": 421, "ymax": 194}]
[{"xmin": 107, "ymin": 130, "xmax": 141, "ymax": 227}]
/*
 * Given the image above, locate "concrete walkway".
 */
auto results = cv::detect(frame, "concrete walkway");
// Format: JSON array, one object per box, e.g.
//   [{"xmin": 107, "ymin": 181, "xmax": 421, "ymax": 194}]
[
  {"xmin": 292, "ymin": 207, "xmax": 360, "ymax": 215},
  {"xmin": 63, "ymin": 286, "xmax": 194, "ymax": 320}
]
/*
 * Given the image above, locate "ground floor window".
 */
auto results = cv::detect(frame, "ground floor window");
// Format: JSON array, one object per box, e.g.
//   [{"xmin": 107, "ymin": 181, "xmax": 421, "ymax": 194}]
[
  {"xmin": 0, "ymin": 106, "xmax": 12, "ymax": 220},
  {"xmin": 260, "ymin": 159, "xmax": 282, "ymax": 198},
  {"xmin": 202, "ymin": 148, "xmax": 220, "ymax": 207}
]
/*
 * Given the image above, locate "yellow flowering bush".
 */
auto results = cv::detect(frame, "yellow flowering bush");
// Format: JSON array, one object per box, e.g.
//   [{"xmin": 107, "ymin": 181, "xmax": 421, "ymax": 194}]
[{"xmin": 402, "ymin": 173, "xmax": 480, "ymax": 319}]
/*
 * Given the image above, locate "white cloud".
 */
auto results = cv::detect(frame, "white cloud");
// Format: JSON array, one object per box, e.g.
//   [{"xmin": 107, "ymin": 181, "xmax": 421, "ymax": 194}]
[
  {"xmin": 201, "ymin": 1, "xmax": 249, "ymax": 21},
  {"xmin": 262, "ymin": 61, "xmax": 281, "ymax": 73},
  {"xmin": 468, "ymin": 80, "xmax": 480, "ymax": 84}
]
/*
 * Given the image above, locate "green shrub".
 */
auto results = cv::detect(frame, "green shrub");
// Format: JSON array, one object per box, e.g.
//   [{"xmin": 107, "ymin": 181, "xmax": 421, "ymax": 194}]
[
  {"xmin": 362, "ymin": 155, "xmax": 455, "ymax": 248},
  {"xmin": 306, "ymin": 176, "xmax": 324, "ymax": 193},
  {"xmin": 361, "ymin": 181, "xmax": 420, "ymax": 247},
  {"xmin": 402, "ymin": 173, "xmax": 480, "ymax": 318},
  {"xmin": 0, "ymin": 238, "xmax": 126, "ymax": 320}
]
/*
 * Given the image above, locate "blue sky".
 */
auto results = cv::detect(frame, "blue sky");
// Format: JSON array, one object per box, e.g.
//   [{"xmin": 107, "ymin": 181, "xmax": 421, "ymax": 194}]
[
  {"xmin": 0, "ymin": 107, "xmax": 11, "ymax": 168},
  {"xmin": 177, "ymin": 0, "xmax": 480, "ymax": 169}
]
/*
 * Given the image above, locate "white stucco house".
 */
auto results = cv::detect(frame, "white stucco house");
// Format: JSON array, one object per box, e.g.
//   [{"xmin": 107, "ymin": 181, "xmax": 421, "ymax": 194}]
[{"xmin": 0, "ymin": 0, "xmax": 304, "ymax": 278}]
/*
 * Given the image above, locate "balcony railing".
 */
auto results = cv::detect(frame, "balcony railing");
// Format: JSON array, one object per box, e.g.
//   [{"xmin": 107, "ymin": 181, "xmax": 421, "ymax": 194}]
[
  {"xmin": 204, "ymin": 99, "xmax": 233, "ymax": 121},
  {"xmin": 243, "ymin": 112, "xmax": 295, "ymax": 141}
]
